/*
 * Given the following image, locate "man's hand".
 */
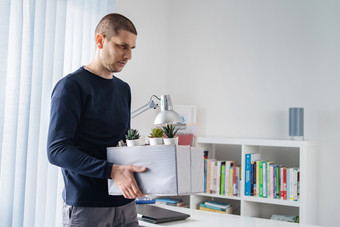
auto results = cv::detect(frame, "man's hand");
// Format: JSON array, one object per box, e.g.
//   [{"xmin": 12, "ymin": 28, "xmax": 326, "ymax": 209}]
[{"xmin": 111, "ymin": 164, "xmax": 146, "ymax": 199}]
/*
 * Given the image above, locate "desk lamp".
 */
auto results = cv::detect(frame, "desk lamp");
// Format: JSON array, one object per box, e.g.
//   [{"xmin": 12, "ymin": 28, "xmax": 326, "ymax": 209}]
[{"xmin": 131, "ymin": 95, "xmax": 184, "ymax": 126}]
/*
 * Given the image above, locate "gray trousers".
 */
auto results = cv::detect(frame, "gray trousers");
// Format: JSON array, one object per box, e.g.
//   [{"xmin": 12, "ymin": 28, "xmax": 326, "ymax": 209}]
[{"xmin": 63, "ymin": 201, "xmax": 139, "ymax": 227}]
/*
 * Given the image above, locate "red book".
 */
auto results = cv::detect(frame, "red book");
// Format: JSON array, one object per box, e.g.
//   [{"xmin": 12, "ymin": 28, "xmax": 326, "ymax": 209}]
[{"xmin": 283, "ymin": 167, "xmax": 287, "ymax": 200}]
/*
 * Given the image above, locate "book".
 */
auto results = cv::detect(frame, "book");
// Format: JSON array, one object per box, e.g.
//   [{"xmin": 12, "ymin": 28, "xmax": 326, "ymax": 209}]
[
  {"xmin": 275, "ymin": 165, "xmax": 280, "ymax": 199},
  {"xmin": 251, "ymin": 162, "xmax": 255, "ymax": 196},
  {"xmin": 224, "ymin": 161, "xmax": 236, "ymax": 196},
  {"xmin": 212, "ymin": 161, "xmax": 217, "ymax": 194},
  {"xmin": 203, "ymin": 152, "xmax": 209, "ymax": 193},
  {"xmin": 206, "ymin": 159, "xmax": 216, "ymax": 194},
  {"xmin": 216, "ymin": 161, "xmax": 223, "ymax": 195},
  {"xmin": 199, "ymin": 206, "xmax": 226, "ymax": 214},
  {"xmin": 269, "ymin": 162, "xmax": 274, "ymax": 199},
  {"xmin": 292, "ymin": 168, "xmax": 298, "ymax": 201},
  {"xmin": 267, "ymin": 161, "xmax": 274, "ymax": 198},
  {"xmin": 220, "ymin": 162, "xmax": 226, "ymax": 195},
  {"xmin": 245, "ymin": 153, "xmax": 261, "ymax": 196},
  {"xmin": 204, "ymin": 201, "xmax": 231, "ymax": 209},
  {"xmin": 199, "ymin": 203, "xmax": 226, "ymax": 212},
  {"xmin": 235, "ymin": 166, "xmax": 241, "ymax": 196},
  {"xmin": 155, "ymin": 197, "xmax": 182, "ymax": 204},
  {"xmin": 229, "ymin": 166, "xmax": 234, "ymax": 196},
  {"xmin": 258, "ymin": 160, "xmax": 267, "ymax": 197},
  {"xmin": 262, "ymin": 161, "xmax": 267, "ymax": 198},
  {"xmin": 256, "ymin": 160, "xmax": 260, "ymax": 197},
  {"xmin": 199, "ymin": 203, "xmax": 233, "ymax": 214}
]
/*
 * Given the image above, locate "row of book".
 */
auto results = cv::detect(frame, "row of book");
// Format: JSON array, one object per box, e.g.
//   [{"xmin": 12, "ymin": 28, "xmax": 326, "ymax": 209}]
[
  {"xmin": 204, "ymin": 159, "xmax": 241, "ymax": 197},
  {"xmin": 199, "ymin": 200, "xmax": 233, "ymax": 214},
  {"xmin": 244, "ymin": 153, "xmax": 300, "ymax": 201}
]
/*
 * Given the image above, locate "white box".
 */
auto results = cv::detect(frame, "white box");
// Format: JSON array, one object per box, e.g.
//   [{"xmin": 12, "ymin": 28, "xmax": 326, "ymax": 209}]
[{"xmin": 107, "ymin": 145, "xmax": 196, "ymax": 195}]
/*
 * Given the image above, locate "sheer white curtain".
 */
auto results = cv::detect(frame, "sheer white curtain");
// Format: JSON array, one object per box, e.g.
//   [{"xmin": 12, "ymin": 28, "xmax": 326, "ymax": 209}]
[{"xmin": 0, "ymin": 0, "xmax": 115, "ymax": 226}]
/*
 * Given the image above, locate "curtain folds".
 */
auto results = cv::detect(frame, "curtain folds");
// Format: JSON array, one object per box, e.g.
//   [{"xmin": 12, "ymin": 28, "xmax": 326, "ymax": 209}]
[{"xmin": 0, "ymin": 0, "xmax": 115, "ymax": 226}]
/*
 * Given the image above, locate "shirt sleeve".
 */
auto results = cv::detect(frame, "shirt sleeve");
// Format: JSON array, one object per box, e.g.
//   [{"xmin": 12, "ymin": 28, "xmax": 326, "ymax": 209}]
[{"xmin": 47, "ymin": 78, "xmax": 113, "ymax": 179}]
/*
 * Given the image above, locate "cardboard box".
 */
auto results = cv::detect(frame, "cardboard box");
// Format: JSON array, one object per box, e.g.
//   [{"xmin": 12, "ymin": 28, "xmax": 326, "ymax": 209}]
[{"xmin": 107, "ymin": 145, "xmax": 204, "ymax": 195}]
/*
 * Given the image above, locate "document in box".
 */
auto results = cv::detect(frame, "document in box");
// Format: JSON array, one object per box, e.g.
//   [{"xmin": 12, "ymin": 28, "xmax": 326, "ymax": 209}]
[{"xmin": 107, "ymin": 145, "xmax": 191, "ymax": 195}]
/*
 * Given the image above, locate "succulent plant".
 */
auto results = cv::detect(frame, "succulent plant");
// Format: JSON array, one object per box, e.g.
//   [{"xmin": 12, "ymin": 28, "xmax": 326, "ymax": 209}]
[
  {"xmin": 161, "ymin": 123, "xmax": 179, "ymax": 138},
  {"xmin": 149, "ymin": 128, "xmax": 164, "ymax": 138},
  {"xmin": 125, "ymin": 129, "xmax": 140, "ymax": 140}
]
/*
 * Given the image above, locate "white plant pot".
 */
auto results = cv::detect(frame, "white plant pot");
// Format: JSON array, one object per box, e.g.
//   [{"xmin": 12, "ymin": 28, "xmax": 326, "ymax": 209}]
[
  {"xmin": 163, "ymin": 137, "xmax": 178, "ymax": 145},
  {"xmin": 126, "ymin": 139, "xmax": 140, "ymax": 147},
  {"xmin": 149, "ymin": 137, "xmax": 163, "ymax": 146}
]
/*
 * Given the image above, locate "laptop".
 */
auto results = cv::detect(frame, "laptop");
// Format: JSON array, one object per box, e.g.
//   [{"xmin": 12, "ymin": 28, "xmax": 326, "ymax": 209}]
[{"xmin": 136, "ymin": 205, "xmax": 190, "ymax": 224}]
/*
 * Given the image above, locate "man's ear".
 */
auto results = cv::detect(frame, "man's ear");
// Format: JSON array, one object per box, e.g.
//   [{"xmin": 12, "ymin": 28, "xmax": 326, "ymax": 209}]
[{"xmin": 95, "ymin": 34, "xmax": 104, "ymax": 49}]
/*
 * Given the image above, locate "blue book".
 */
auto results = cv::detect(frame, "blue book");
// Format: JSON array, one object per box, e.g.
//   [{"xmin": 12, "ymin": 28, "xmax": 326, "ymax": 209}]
[
  {"xmin": 136, "ymin": 197, "xmax": 156, "ymax": 204},
  {"xmin": 245, "ymin": 153, "xmax": 261, "ymax": 196}
]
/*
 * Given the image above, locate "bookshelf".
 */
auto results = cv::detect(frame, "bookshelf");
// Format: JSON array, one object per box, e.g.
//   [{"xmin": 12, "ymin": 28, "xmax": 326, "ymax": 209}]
[{"xmin": 190, "ymin": 137, "xmax": 318, "ymax": 225}]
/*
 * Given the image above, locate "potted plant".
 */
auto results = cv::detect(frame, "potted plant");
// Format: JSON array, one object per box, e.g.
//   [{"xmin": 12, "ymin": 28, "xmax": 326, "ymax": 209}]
[
  {"xmin": 125, "ymin": 129, "xmax": 140, "ymax": 147},
  {"xmin": 162, "ymin": 123, "xmax": 179, "ymax": 145},
  {"xmin": 148, "ymin": 128, "xmax": 164, "ymax": 146}
]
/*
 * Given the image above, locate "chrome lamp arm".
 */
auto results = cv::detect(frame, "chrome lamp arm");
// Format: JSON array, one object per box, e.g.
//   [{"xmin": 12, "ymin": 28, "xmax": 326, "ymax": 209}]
[{"xmin": 131, "ymin": 95, "xmax": 160, "ymax": 119}]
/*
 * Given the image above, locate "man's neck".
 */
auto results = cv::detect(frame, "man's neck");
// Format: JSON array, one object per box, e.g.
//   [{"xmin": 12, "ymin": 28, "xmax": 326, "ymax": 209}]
[{"xmin": 85, "ymin": 62, "xmax": 114, "ymax": 79}]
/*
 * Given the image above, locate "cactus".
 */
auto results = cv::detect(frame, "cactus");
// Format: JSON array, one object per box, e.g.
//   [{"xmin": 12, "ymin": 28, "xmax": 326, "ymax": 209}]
[
  {"xmin": 161, "ymin": 124, "xmax": 179, "ymax": 138},
  {"xmin": 125, "ymin": 129, "xmax": 140, "ymax": 140}
]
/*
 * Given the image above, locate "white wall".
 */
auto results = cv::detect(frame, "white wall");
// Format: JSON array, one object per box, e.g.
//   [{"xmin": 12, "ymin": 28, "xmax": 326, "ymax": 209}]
[{"xmin": 116, "ymin": 1, "xmax": 340, "ymax": 226}]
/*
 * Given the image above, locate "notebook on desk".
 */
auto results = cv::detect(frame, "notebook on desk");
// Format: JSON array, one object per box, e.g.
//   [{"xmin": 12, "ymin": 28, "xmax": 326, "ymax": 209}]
[{"xmin": 136, "ymin": 205, "xmax": 190, "ymax": 224}]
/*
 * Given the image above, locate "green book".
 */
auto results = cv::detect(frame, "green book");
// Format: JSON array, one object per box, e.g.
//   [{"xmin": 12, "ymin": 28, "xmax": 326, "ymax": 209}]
[
  {"xmin": 259, "ymin": 161, "xmax": 264, "ymax": 197},
  {"xmin": 275, "ymin": 165, "xmax": 280, "ymax": 199},
  {"xmin": 220, "ymin": 163, "xmax": 225, "ymax": 195},
  {"xmin": 259, "ymin": 160, "xmax": 268, "ymax": 197}
]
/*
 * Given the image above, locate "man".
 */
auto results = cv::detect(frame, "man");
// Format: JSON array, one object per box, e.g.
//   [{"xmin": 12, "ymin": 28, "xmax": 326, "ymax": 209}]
[{"xmin": 47, "ymin": 13, "xmax": 145, "ymax": 227}]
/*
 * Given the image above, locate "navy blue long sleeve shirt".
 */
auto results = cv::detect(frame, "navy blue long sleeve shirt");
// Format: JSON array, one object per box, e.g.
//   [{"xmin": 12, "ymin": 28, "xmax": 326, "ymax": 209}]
[{"xmin": 47, "ymin": 67, "xmax": 133, "ymax": 207}]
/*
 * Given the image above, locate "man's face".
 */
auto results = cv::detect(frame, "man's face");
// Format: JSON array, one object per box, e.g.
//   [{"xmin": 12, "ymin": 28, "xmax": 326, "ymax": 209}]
[{"xmin": 100, "ymin": 30, "xmax": 137, "ymax": 73}]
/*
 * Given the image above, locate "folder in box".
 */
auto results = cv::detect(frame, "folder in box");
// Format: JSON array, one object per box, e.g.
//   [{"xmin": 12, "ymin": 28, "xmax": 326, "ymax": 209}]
[{"xmin": 107, "ymin": 145, "xmax": 191, "ymax": 195}]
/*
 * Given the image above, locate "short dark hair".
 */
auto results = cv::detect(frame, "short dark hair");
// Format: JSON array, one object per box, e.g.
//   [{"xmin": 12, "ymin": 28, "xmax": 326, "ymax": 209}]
[{"xmin": 95, "ymin": 13, "xmax": 137, "ymax": 40}]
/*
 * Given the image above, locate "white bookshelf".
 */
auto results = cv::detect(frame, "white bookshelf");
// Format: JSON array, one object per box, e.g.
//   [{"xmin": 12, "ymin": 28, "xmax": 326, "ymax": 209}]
[{"xmin": 190, "ymin": 137, "xmax": 318, "ymax": 225}]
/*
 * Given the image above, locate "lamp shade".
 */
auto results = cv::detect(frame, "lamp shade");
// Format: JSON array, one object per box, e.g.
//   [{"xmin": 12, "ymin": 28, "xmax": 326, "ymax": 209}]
[{"xmin": 153, "ymin": 95, "xmax": 183, "ymax": 125}]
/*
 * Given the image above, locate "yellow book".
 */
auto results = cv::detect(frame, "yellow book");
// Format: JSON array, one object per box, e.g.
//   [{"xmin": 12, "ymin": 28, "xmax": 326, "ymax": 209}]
[
  {"xmin": 199, "ymin": 206, "xmax": 226, "ymax": 214},
  {"xmin": 267, "ymin": 161, "xmax": 274, "ymax": 199},
  {"xmin": 229, "ymin": 167, "xmax": 234, "ymax": 196}
]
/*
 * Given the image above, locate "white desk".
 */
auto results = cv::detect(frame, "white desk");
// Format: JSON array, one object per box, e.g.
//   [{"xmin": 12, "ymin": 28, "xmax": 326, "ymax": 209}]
[{"xmin": 138, "ymin": 205, "xmax": 323, "ymax": 227}]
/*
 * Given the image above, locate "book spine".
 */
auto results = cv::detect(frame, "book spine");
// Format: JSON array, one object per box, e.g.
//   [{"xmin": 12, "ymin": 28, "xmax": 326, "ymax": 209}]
[
  {"xmin": 212, "ymin": 162, "xmax": 217, "ymax": 194},
  {"xmin": 275, "ymin": 166, "xmax": 280, "ymax": 199},
  {"xmin": 259, "ymin": 161, "xmax": 263, "ymax": 197},
  {"xmin": 280, "ymin": 167, "xmax": 284, "ymax": 199},
  {"xmin": 245, "ymin": 154, "xmax": 251, "ymax": 196},
  {"xmin": 263, "ymin": 162, "xmax": 267, "ymax": 198},
  {"xmin": 200, "ymin": 203, "xmax": 227, "ymax": 211},
  {"xmin": 293, "ymin": 168, "xmax": 298, "ymax": 201},
  {"xmin": 251, "ymin": 162, "xmax": 255, "ymax": 196},
  {"xmin": 236, "ymin": 166, "xmax": 240, "ymax": 197},
  {"xmin": 256, "ymin": 161, "xmax": 260, "ymax": 197},
  {"xmin": 220, "ymin": 163, "xmax": 225, "ymax": 195},
  {"xmin": 286, "ymin": 168, "xmax": 290, "ymax": 200},
  {"xmin": 216, "ymin": 161, "xmax": 221, "ymax": 195},
  {"xmin": 206, "ymin": 160, "xmax": 212, "ymax": 194},
  {"xmin": 253, "ymin": 161, "xmax": 257, "ymax": 196},
  {"xmin": 269, "ymin": 163, "xmax": 274, "ymax": 199},
  {"xmin": 204, "ymin": 159, "xmax": 207, "ymax": 193},
  {"xmin": 199, "ymin": 206, "xmax": 226, "ymax": 214},
  {"xmin": 283, "ymin": 167, "xmax": 287, "ymax": 200},
  {"xmin": 229, "ymin": 167, "xmax": 234, "ymax": 196}
]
